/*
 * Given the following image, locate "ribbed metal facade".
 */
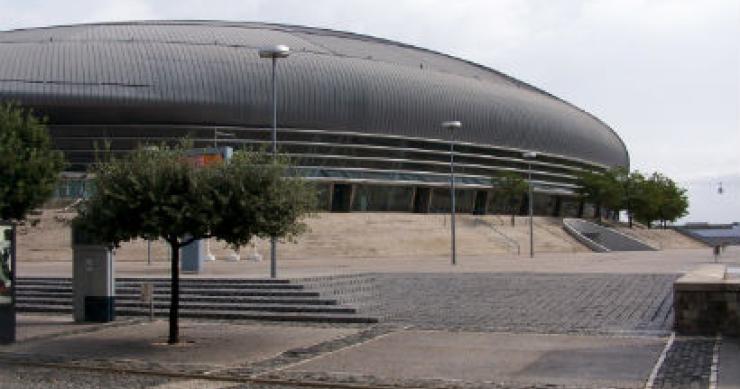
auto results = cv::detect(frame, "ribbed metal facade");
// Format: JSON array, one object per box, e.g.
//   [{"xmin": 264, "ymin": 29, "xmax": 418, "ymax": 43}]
[{"xmin": 0, "ymin": 21, "xmax": 628, "ymax": 214}]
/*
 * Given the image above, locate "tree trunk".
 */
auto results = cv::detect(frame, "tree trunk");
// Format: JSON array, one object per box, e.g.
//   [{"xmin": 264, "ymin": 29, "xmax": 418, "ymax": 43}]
[
  {"xmin": 510, "ymin": 209, "xmax": 515, "ymax": 227},
  {"xmin": 168, "ymin": 241, "xmax": 180, "ymax": 345}
]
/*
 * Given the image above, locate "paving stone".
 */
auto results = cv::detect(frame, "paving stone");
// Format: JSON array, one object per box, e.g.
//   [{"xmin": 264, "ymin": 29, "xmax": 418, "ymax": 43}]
[
  {"xmin": 369, "ymin": 272, "xmax": 677, "ymax": 335},
  {"xmin": 651, "ymin": 337, "xmax": 715, "ymax": 389}
]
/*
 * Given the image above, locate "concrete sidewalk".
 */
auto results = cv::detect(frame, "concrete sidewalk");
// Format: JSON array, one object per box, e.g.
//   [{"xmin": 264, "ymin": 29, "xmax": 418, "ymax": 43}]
[
  {"xmin": 281, "ymin": 329, "xmax": 667, "ymax": 388},
  {"xmin": 1, "ymin": 315, "xmax": 668, "ymax": 388},
  {"xmin": 2, "ymin": 315, "xmax": 360, "ymax": 376},
  {"xmin": 16, "ymin": 246, "xmax": 740, "ymax": 279}
]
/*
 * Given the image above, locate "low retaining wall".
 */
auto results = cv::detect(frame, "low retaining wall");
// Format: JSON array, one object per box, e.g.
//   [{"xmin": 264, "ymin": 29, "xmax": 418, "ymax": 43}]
[
  {"xmin": 674, "ymin": 264, "xmax": 740, "ymax": 336},
  {"xmin": 563, "ymin": 218, "xmax": 656, "ymax": 252}
]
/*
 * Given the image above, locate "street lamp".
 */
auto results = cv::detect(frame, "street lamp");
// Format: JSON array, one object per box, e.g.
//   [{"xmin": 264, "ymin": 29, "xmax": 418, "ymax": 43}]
[
  {"xmin": 259, "ymin": 44, "xmax": 290, "ymax": 279},
  {"xmin": 442, "ymin": 121, "xmax": 462, "ymax": 265},
  {"xmin": 522, "ymin": 151, "xmax": 538, "ymax": 258}
]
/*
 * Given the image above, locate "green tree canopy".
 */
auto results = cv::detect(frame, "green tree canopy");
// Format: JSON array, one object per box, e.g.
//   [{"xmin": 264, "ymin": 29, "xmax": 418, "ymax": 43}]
[
  {"xmin": 577, "ymin": 167, "xmax": 687, "ymax": 228},
  {"xmin": 74, "ymin": 145, "xmax": 316, "ymax": 343},
  {"xmin": 632, "ymin": 172, "xmax": 688, "ymax": 228},
  {"xmin": 576, "ymin": 168, "xmax": 622, "ymax": 219},
  {"xmin": 492, "ymin": 171, "xmax": 528, "ymax": 226},
  {"xmin": 0, "ymin": 102, "xmax": 65, "ymax": 221},
  {"xmin": 612, "ymin": 168, "xmax": 646, "ymax": 228}
]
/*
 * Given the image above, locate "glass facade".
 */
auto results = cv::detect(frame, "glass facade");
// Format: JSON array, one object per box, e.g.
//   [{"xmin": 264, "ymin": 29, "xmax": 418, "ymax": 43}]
[
  {"xmin": 54, "ymin": 178, "xmax": 91, "ymax": 199},
  {"xmin": 351, "ymin": 185, "xmax": 414, "ymax": 212},
  {"xmin": 48, "ymin": 126, "xmax": 601, "ymax": 216},
  {"xmin": 430, "ymin": 188, "xmax": 476, "ymax": 213}
]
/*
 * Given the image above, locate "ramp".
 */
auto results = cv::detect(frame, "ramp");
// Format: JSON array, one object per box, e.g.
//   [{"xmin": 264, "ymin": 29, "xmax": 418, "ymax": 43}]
[{"xmin": 563, "ymin": 218, "xmax": 657, "ymax": 252}]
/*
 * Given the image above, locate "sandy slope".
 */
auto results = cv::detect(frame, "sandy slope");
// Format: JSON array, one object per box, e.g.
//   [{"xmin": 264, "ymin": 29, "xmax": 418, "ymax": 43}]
[{"xmin": 17, "ymin": 210, "xmax": 591, "ymax": 262}]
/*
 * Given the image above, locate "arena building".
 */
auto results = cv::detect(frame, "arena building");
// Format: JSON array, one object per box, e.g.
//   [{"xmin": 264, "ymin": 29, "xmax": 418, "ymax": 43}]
[{"xmin": 0, "ymin": 21, "xmax": 628, "ymax": 216}]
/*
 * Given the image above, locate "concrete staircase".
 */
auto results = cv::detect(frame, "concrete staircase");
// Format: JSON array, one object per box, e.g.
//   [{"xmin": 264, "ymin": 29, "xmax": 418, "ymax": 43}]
[{"xmin": 15, "ymin": 277, "xmax": 378, "ymax": 323}]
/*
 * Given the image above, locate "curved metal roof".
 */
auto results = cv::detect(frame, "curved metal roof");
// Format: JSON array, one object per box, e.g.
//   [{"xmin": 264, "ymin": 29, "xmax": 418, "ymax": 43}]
[{"xmin": 0, "ymin": 20, "xmax": 629, "ymax": 168}]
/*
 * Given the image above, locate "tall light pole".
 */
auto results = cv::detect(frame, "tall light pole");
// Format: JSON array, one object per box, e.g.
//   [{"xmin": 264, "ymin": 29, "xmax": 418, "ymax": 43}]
[
  {"xmin": 259, "ymin": 44, "xmax": 290, "ymax": 279},
  {"xmin": 522, "ymin": 151, "xmax": 538, "ymax": 258},
  {"xmin": 442, "ymin": 121, "xmax": 462, "ymax": 265}
]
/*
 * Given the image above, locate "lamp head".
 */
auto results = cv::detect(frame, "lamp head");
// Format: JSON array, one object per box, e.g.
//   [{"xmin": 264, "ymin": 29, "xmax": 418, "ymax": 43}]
[
  {"xmin": 522, "ymin": 151, "xmax": 538, "ymax": 159},
  {"xmin": 441, "ymin": 121, "xmax": 462, "ymax": 130},
  {"xmin": 258, "ymin": 44, "xmax": 291, "ymax": 59}
]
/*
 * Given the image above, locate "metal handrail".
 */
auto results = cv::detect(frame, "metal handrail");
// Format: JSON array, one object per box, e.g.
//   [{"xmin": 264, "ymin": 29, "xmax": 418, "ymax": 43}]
[
  {"xmin": 533, "ymin": 218, "xmax": 581, "ymax": 253},
  {"xmin": 473, "ymin": 217, "xmax": 520, "ymax": 255}
]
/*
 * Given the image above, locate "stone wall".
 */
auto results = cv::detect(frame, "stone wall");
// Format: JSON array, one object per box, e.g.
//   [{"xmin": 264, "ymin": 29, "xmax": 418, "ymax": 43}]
[{"xmin": 674, "ymin": 264, "xmax": 740, "ymax": 336}]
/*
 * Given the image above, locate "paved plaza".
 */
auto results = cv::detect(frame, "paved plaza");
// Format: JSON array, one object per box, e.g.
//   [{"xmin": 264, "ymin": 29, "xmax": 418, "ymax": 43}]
[
  {"xmin": 2, "ymin": 247, "xmax": 740, "ymax": 388},
  {"xmin": 370, "ymin": 273, "xmax": 676, "ymax": 335}
]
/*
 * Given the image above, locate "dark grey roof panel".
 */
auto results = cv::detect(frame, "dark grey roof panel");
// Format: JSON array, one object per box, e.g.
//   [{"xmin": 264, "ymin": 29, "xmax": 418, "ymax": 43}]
[{"xmin": 0, "ymin": 20, "xmax": 629, "ymax": 168}]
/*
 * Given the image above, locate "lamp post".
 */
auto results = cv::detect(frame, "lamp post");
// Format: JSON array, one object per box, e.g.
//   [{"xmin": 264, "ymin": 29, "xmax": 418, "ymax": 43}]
[
  {"xmin": 442, "ymin": 121, "xmax": 462, "ymax": 265},
  {"xmin": 259, "ymin": 44, "xmax": 290, "ymax": 279},
  {"xmin": 522, "ymin": 151, "xmax": 538, "ymax": 258}
]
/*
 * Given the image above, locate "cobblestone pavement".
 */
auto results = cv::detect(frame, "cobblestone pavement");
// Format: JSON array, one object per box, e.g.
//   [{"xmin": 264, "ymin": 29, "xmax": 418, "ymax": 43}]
[
  {"xmin": 369, "ymin": 272, "xmax": 677, "ymax": 335},
  {"xmin": 1, "ymin": 272, "xmax": 706, "ymax": 389},
  {"xmin": 0, "ymin": 365, "xmax": 344, "ymax": 389},
  {"xmin": 0, "ymin": 364, "xmax": 171, "ymax": 389},
  {"xmin": 0, "ymin": 364, "xmax": 618, "ymax": 389},
  {"xmin": 651, "ymin": 337, "xmax": 716, "ymax": 389}
]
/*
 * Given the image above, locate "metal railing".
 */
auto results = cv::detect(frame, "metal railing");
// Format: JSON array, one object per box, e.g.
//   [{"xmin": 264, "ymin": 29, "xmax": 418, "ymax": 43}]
[{"xmin": 472, "ymin": 217, "xmax": 520, "ymax": 255}]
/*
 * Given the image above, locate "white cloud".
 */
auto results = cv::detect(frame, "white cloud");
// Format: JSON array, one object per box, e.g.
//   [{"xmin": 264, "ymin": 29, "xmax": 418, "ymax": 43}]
[{"xmin": 1, "ymin": 0, "xmax": 738, "ymax": 221}]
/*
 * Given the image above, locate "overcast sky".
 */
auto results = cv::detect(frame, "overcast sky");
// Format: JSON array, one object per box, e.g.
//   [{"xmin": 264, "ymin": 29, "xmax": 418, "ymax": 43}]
[{"xmin": 2, "ymin": 0, "xmax": 739, "ymax": 222}]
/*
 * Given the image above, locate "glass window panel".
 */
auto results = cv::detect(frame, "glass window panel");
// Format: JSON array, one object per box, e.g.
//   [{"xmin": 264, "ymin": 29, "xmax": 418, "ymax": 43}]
[
  {"xmin": 351, "ymin": 185, "xmax": 413, "ymax": 212},
  {"xmin": 430, "ymin": 188, "xmax": 475, "ymax": 213}
]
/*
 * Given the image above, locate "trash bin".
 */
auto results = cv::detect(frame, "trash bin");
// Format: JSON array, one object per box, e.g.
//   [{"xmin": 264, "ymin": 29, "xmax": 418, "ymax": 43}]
[{"xmin": 72, "ymin": 226, "xmax": 115, "ymax": 322}]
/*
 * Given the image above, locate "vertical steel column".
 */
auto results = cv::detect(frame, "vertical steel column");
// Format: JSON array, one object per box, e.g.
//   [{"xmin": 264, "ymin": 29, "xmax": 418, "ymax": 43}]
[
  {"xmin": 441, "ymin": 121, "xmax": 461, "ymax": 265},
  {"xmin": 259, "ymin": 45, "xmax": 289, "ymax": 279},
  {"xmin": 450, "ymin": 130, "xmax": 456, "ymax": 266},
  {"xmin": 528, "ymin": 162, "xmax": 534, "ymax": 258},
  {"xmin": 270, "ymin": 56, "xmax": 278, "ymax": 279}
]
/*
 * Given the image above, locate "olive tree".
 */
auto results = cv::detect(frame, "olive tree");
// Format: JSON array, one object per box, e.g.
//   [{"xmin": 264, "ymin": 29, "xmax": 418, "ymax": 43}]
[
  {"xmin": 74, "ymin": 146, "xmax": 316, "ymax": 344},
  {"xmin": 0, "ymin": 102, "xmax": 65, "ymax": 221}
]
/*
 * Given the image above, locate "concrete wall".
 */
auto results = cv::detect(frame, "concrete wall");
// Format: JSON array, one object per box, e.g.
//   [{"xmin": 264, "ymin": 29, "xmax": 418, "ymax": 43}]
[
  {"xmin": 674, "ymin": 265, "xmax": 740, "ymax": 336},
  {"xmin": 563, "ymin": 218, "xmax": 656, "ymax": 252}
]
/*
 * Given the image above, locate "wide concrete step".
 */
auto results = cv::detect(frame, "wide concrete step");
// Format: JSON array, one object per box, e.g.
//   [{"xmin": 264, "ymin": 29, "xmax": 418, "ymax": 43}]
[
  {"xmin": 16, "ymin": 298, "xmax": 354, "ymax": 313},
  {"xmin": 118, "ymin": 308, "xmax": 378, "ymax": 323},
  {"xmin": 116, "ymin": 283, "xmax": 304, "ymax": 290},
  {"xmin": 18, "ymin": 277, "xmax": 292, "ymax": 285},
  {"xmin": 15, "ymin": 285, "xmax": 318, "ymax": 297},
  {"xmin": 17, "ymin": 292, "xmax": 336, "ymax": 305},
  {"xmin": 16, "ymin": 280, "xmax": 301, "ymax": 289},
  {"xmin": 15, "ymin": 305, "xmax": 376, "ymax": 323},
  {"xmin": 15, "ymin": 276, "xmax": 379, "ymax": 324}
]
